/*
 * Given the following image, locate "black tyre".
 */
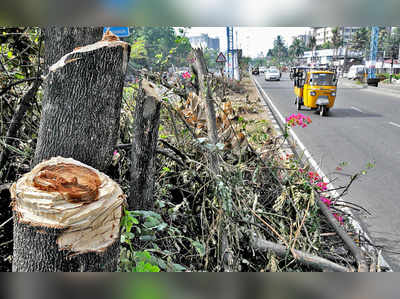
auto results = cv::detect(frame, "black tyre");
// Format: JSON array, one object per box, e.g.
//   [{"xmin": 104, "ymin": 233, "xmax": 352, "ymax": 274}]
[
  {"xmin": 320, "ymin": 105, "xmax": 328, "ymax": 116},
  {"xmin": 296, "ymin": 97, "xmax": 301, "ymax": 110}
]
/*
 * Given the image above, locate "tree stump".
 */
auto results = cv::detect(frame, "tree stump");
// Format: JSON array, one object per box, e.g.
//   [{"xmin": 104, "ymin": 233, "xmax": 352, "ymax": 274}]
[
  {"xmin": 43, "ymin": 27, "xmax": 103, "ymax": 68},
  {"xmin": 11, "ymin": 157, "xmax": 125, "ymax": 272},
  {"xmin": 33, "ymin": 32, "xmax": 130, "ymax": 171},
  {"xmin": 129, "ymin": 80, "xmax": 162, "ymax": 210},
  {"xmin": 13, "ymin": 30, "xmax": 130, "ymax": 272}
]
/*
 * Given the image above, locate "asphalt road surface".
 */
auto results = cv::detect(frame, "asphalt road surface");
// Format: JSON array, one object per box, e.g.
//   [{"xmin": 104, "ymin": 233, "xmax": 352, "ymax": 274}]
[{"xmin": 254, "ymin": 73, "xmax": 400, "ymax": 270}]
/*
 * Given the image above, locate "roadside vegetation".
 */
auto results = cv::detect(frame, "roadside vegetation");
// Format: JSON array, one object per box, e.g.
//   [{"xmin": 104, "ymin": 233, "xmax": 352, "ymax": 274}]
[{"xmin": 0, "ymin": 27, "xmax": 383, "ymax": 272}]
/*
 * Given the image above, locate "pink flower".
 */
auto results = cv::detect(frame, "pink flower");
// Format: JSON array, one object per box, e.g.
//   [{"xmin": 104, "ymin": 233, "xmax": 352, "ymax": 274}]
[
  {"xmin": 299, "ymin": 169, "xmax": 304, "ymax": 173},
  {"xmin": 316, "ymin": 182, "xmax": 328, "ymax": 191},
  {"xmin": 334, "ymin": 213, "xmax": 344, "ymax": 224},
  {"xmin": 320, "ymin": 197, "xmax": 331, "ymax": 207},
  {"xmin": 182, "ymin": 71, "xmax": 191, "ymax": 79},
  {"xmin": 285, "ymin": 113, "xmax": 312, "ymax": 129},
  {"xmin": 113, "ymin": 150, "xmax": 118, "ymax": 156}
]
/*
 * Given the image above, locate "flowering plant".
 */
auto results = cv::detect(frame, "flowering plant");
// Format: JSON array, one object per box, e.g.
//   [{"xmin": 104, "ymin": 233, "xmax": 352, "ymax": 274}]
[
  {"xmin": 181, "ymin": 71, "xmax": 191, "ymax": 79},
  {"xmin": 286, "ymin": 113, "xmax": 312, "ymax": 128},
  {"xmin": 298, "ymin": 169, "xmax": 344, "ymax": 224},
  {"xmin": 181, "ymin": 71, "xmax": 191, "ymax": 80}
]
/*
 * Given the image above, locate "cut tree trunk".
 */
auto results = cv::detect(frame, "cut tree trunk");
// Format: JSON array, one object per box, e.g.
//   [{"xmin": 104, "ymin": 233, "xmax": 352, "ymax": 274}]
[
  {"xmin": 33, "ymin": 33, "xmax": 130, "ymax": 171},
  {"xmin": 190, "ymin": 48, "xmax": 219, "ymax": 174},
  {"xmin": 13, "ymin": 30, "xmax": 130, "ymax": 272},
  {"xmin": 190, "ymin": 48, "xmax": 234, "ymax": 271},
  {"xmin": 12, "ymin": 157, "xmax": 125, "ymax": 272},
  {"xmin": 43, "ymin": 27, "xmax": 103, "ymax": 69},
  {"xmin": 129, "ymin": 80, "xmax": 162, "ymax": 210}
]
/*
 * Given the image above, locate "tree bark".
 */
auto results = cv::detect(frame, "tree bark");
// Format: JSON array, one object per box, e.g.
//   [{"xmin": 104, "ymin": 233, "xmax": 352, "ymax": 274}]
[
  {"xmin": 43, "ymin": 27, "xmax": 103, "ymax": 69},
  {"xmin": 13, "ymin": 224, "xmax": 120, "ymax": 272},
  {"xmin": 190, "ymin": 48, "xmax": 220, "ymax": 174},
  {"xmin": 250, "ymin": 234, "xmax": 350, "ymax": 272},
  {"xmin": 129, "ymin": 80, "xmax": 161, "ymax": 210},
  {"xmin": 33, "ymin": 35, "xmax": 130, "ymax": 171},
  {"xmin": 13, "ymin": 29, "xmax": 130, "ymax": 272}
]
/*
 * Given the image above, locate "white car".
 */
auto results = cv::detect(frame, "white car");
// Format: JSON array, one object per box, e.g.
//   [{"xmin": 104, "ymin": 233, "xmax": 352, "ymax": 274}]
[
  {"xmin": 346, "ymin": 65, "xmax": 366, "ymax": 80},
  {"xmin": 265, "ymin": 69, "xmax": 281, "ymax": 81},
  {"xmin": 259, "ymin": 66, "xmax": 267, "ymax": 73}
]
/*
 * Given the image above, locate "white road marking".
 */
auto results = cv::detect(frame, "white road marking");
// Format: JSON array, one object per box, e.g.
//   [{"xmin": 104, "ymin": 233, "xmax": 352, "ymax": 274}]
[
  {"xmin": 253, "ymin": 77, "xmax": 392, "ymax": 271},
  {"xmin": 351, "ymin": 106, "xmax": 363, "ymax": 113},
  {"xmin": 389, "ymin": 122, "xmax": 400, "ymax": 128}
]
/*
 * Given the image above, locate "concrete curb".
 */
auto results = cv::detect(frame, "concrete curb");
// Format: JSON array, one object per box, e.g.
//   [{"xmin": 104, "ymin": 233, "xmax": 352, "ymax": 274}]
[{"xmin": 251, "ymin": 76, "xmax": 393, "ymax": 272}]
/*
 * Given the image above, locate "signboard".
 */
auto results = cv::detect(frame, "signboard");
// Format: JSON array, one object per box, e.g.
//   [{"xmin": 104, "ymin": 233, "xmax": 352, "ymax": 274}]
[
  {"xmin": 216, "ymin": 52, "xmax": 226, "ymax": 63},
  {"xmin": 103, "ymin": 27, "xmax": 130, "ymax": 37}
]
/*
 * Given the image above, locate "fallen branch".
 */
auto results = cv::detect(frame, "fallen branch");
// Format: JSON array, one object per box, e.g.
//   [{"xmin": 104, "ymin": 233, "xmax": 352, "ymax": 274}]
[
  {"xmin": 250, "ymin": 234, "xmax": 350, "ymax": 272},
  {"xmin": 0, "ymin": 77, "xmax": 39, "ymax": 97},
  {"xmin": 159, "ymin": 139, "xmax": 188, "ymax": 161},
  {"xmin": 316, "ymin": 194, "xmax": 368, "ymax": 272},
  {"xmin": 156, "ymin": 149, "xmax": 185, "ymax": 167}
]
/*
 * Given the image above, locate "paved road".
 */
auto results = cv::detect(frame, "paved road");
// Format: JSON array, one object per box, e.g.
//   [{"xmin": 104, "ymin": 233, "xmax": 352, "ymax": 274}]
[{"xmin": 254, "ymin": 73, "xmax": 400, "ymax": 270}]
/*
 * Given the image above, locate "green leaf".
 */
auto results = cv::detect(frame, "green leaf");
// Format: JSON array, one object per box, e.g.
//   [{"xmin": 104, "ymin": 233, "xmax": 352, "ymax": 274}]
[
  {"xmin": 162, "ymin": 166, "xmax": 171, "ymax": 173},
  {"xmin": 192, "ymin": 240, "xmax": 206, "ymax": 257},
  {"xmin": 171, "ymin": 263, "xmax": 186, "ymax": 272},
  {"xmin": 7, "ymin": 51, "xmax": 13, "ymax": 59},
  {"xmin": 139, "ymin": 235, "xmax": 157, "ymax": 241}
]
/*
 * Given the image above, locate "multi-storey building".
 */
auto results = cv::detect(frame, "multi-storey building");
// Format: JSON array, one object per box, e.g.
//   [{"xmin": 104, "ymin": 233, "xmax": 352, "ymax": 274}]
[
  {"xmin": 311, "ymin": 27, "xmax": 361, "ymax": 46},
  {"xmin": 189, "ymin": 34, "xmax": 220, "ymax": 51}
]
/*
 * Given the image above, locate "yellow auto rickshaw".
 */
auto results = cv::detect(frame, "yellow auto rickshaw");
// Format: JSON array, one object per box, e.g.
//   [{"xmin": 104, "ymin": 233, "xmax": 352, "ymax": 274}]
[{"xmin": 293, "ymin": 67, "xmax": 338, "ymax": 116}]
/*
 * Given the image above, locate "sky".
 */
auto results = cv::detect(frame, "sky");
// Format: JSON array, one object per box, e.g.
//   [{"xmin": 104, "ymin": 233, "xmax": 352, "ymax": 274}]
[{"xmin": 182, "ymin": 27, "xmax": 311, "ymax": 58}]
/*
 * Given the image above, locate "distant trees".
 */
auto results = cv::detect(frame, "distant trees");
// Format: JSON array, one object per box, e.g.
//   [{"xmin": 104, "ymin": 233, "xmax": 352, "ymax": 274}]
[
  {"xmin": 308, "ymin": 36, "xmax": 317, "ymax": 62},
  {"xmin": 331, "ymin": 27, "xmax": 342, "ymax": 61},
  {"xmin": 127, "ymin": 27, "xmax": 192, "ymax": 71},
  {"xmin": 289, "ymin": 38, "xmax": 306, "ymax": 64},
  {"xmin": 266, "ymin": 35, "xmax": 289, "ymax": 67},
  {"xmin": 382, "ymin": 28, "xmax": 400, "ymax": 82},
  {"xmin": 349, "ymin": 27, "xmax": 370, "ymax": 58}
]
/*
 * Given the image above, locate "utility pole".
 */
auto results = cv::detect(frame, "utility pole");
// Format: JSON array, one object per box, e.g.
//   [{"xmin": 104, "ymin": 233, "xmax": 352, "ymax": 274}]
[
  {"xmin": 226, "ymin": 26, "xmax": 234, "ymax": 79},
  {"xmin": 368, "ymin": 26, "xmax": 379, "ymax": 79}
]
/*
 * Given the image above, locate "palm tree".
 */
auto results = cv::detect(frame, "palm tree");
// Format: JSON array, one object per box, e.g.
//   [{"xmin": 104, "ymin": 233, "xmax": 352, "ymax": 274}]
[
  {"xmin": 289, "ymin": 38, "xmax": 305, "ymax": 64},
  {"xmin": 349, "ymin": 27, "xmax": 370, "ymax": 62},
  {"xmin": 383, "ymin": 28, "xmax": 400, "ymax": 82},
  {"xmin": 308, "ymin": 36, "xmax": 317, "ymax": 64},
  {"xmin": 272, "ymin": 35, "xmax": 288, "ymax": 67},
  {"xmin": 331, "ymin": 27, "xmax": 342, "ymax": 62}
]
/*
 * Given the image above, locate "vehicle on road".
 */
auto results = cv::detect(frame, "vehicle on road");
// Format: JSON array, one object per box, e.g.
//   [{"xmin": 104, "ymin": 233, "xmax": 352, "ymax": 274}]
[
  {"xmin": 265, "ymin": 68, "xmax": 281, "ymax": 81},
  {"xmin": 259, "ymin": 66, "xmax": 267, "ymax": 73},
  {"xmin": 252, "ymin": 66, "xmax": 259, "ymax": 75},
  {"xmin": 289, "ymin": 67, "xmax": 295, "ymax": 80},
  {"xmin": 346, "ymin": 65, "xmax": 366, "ymax": 80},
  {"xmin": 293, "ymin": 66, "xmax": 338, "ymax": 116}
]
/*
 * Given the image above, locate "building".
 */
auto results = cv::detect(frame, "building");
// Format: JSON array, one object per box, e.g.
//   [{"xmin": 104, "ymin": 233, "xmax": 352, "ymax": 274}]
[
  {"xmin": 312, "ymin": 27, "xmax": 361, "ymax": 46},
  {"xmin": 313, "ymin": 27, "xmax": 332, "ymax": 46},
  {"xmin": 189, "ymin": 34, "xmax": 220, "ymax": 51},
  {"xmin": 301, "ymin": 48, "xmax": 364, "ymax": 67}
]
